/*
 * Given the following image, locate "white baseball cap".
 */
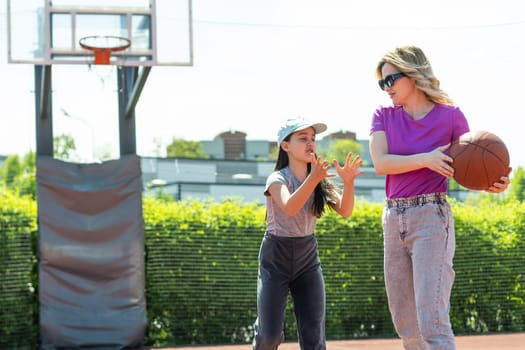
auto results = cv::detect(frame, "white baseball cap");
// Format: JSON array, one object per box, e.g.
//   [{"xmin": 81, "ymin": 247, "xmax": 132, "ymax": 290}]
[{"xmin": 277, "ymin": 117, "xmax": 327, "ymax": 144}]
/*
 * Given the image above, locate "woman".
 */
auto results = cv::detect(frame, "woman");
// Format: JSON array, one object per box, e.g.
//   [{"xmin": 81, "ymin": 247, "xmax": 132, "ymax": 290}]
[
  {"xmin": 253, "ymin": 116, "xmax": 363, "ymax": 350},
  {"xmin": 369, "ymin": 46, "xmax": 510, "ymax": 350}
]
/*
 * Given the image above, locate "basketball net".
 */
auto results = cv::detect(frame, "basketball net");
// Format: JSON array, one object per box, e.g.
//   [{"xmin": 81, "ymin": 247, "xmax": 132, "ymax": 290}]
[
  {"xmin": 87, "ymin": 63, "xmax": 116, "ymax": 90},
  {"xmin": 80, "ymin": 36, "xmax": 131, "ymax": 89}
]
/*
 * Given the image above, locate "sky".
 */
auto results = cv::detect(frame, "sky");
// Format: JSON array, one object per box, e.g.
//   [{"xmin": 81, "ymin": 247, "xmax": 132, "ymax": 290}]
[{"xmin": 1, "ymin": 0, "xmax": 525, "ymax": 167}]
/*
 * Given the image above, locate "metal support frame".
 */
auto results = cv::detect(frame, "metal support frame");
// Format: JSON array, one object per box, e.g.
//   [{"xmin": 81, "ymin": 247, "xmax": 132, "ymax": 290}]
[
  {"xmin": 118, "ymin": 66, "xmax": 151, "ymax": 155},
  {"xmin": 33, "ymin": 64, "xmax": 151, "ymax": 158},
  {"xmin": 35, "ymin": 65, "xmax": 53, "ymax": 156},
  {"xmin": 125, "ymin": 66, "xmax": 151, "ymax": 119}
]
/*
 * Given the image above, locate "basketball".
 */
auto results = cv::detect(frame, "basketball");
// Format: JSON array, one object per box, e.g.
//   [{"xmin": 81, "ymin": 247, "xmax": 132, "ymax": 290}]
[{"xmin": 448, "ymin": 130, "xmax": 510, "ymax": 190}]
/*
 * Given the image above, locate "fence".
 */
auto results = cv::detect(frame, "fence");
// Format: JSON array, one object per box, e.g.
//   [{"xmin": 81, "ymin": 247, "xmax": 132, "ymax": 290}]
[{"xmin": 1, "ymin": 199, "xmax": 524, "ymax": 348}]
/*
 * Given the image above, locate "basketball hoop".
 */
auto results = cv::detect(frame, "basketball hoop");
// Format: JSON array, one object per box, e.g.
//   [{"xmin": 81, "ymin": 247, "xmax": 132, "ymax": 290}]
[{"xmin": 79, "ymin": 36, "xmax": 131, "ymax": 65}]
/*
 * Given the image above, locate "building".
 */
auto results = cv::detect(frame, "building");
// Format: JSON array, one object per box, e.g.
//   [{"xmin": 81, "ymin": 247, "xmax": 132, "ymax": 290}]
[
  {"xmin": 143, "ymin": 129, "xmax": 387, "ymax": 203},
  {"xmin": 142, "ymin": 156, "xmax": 386, "ymax": 203},
  {"xmin": 202, "ymin": 129, "xmax": 371, "ymax": 163},
  {"xmin": 147, "ymin": 129, "xmax": 474, "ymax": 203}
]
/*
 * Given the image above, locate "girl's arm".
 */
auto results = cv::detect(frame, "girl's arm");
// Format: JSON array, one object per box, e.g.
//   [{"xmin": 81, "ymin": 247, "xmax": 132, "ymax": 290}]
[
  {"xmin": 331, "ymin": 152, "xmax": 364, "ymax": 218},
  {"xmin": 268, "ymin": 154, "xmax": 334, "ymax": 217}
]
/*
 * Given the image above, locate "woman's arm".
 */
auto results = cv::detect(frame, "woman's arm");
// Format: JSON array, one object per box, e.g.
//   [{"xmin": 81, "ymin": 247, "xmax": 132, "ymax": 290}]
[{"xmin": 369, "ymin": 131, "xmax": 454, "ymax": 177}]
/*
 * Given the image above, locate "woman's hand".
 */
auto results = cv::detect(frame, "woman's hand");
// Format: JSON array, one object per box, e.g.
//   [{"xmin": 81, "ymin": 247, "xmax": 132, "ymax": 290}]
[
  {"xmin": 426, "ymin": 144, "xmax": 455, "ymax": 178},
  {"xmin": 485, "ymin": 167, "xmax": 512, "ymax": 193}
]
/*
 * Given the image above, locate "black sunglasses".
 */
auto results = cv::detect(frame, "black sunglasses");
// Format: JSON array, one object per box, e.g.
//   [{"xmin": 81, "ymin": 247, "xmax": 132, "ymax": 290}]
[{"xmin": 378, "ymin": 72, "xmax": 406, "ymax": 90}]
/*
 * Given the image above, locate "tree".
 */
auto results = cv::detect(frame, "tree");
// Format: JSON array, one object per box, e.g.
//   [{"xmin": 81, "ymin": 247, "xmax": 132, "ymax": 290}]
[
  {"xmin": 268, "ymin": 144, "xmax": 279, "ymax": 162},
  {"xmin": 318, "ymin": 139, "xmax": 363, "ymax": 164},
  {"xmin": 508, "ymin": 166, "xmax": 525, "ymax": 202},
  {"xmin": 166, "ymin": 138, "xmax": 209, "ymax": 158},
  {"xmin": 448, "ymin": 178, "xmax": 461, "ymax": 191},
  {"xmin": 0, "ymin": 151, "xmax": 36, "ymax": 198},
  {"xmin": 53, "ymin": 134, "xmax": 76, "ymax": 160},
  {"xmin": 1, "ymin": 154, "xmax": 21, "ymax": 187}
]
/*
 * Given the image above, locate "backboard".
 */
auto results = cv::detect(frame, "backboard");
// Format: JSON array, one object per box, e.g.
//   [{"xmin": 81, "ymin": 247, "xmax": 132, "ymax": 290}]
[{"xmin": 7, "ymin": 0, "xmax": 193, "ymax": 66}]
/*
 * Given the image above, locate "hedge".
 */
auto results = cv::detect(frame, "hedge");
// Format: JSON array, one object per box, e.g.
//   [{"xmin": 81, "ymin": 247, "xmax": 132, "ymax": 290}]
[{"xmin": 1, "ymin": 191, "xmax": 524, "ymax": 348}]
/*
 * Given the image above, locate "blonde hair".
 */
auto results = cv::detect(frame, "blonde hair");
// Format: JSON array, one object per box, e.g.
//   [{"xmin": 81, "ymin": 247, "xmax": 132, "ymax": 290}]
[{"xmin": 376, "ymin": 46, "xmax": 454, "ymax": 105}]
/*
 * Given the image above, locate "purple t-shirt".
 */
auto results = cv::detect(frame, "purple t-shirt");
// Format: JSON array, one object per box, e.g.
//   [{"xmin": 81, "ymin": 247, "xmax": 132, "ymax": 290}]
[{"xmin": 370, "ymin": 103, "xmax": 469, "ymax": 199}]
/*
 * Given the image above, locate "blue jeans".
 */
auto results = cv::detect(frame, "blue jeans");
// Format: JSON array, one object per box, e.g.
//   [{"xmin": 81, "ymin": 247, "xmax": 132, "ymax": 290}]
[
  {"xmin": 252, "ymin": 233, "xmax": 326, "ymax": 350},
  {"xmin": 383, "ymin": 193, "xmax": 456, "ymax": 350}
]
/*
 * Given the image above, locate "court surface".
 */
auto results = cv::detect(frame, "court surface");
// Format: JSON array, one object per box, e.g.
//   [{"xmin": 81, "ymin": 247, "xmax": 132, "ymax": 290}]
[{"xmin": 146, "ymin": 332, "xmax": 524, "ymax": 349}]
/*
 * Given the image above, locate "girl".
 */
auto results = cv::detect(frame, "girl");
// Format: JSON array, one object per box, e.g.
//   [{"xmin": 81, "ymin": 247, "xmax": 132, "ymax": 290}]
[{"xmin": 252, "ymin": 116, "xmax": 363, "ymax": 350}]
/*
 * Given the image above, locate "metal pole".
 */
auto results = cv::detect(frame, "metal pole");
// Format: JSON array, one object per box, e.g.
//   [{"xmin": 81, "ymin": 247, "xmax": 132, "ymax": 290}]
[{"xmin": 35, "ymin": 65, "xmax": 53, "ymax": 156}]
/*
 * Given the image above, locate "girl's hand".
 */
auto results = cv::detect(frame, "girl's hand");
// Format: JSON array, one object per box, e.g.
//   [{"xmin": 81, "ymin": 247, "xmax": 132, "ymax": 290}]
[
  {"xmin": 333, "ymin": 152, "xmax": 364, "ymax": 183},
  {"xmin": 309, "ymin": 153, "xmax": 335, "ymax": 183}
]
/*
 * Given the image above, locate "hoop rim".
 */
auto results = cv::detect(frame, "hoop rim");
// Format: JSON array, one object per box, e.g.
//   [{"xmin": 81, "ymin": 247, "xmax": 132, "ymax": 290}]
[{"xmin": 79, "ymin": 35, "xmax": 132, "ymax": 52}]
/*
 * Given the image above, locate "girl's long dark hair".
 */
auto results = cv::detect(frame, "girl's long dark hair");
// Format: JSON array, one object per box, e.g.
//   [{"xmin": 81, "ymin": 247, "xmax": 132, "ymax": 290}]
[{"xmin": 275, "ymin": 138, "xmax": 338, "ymax": 218}]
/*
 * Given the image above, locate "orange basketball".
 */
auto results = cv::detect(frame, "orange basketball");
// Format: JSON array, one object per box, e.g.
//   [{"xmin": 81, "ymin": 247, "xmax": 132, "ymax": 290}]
[{"xmin": 449, "ymin": 131, "xmax": 510, "ymax": 191}]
